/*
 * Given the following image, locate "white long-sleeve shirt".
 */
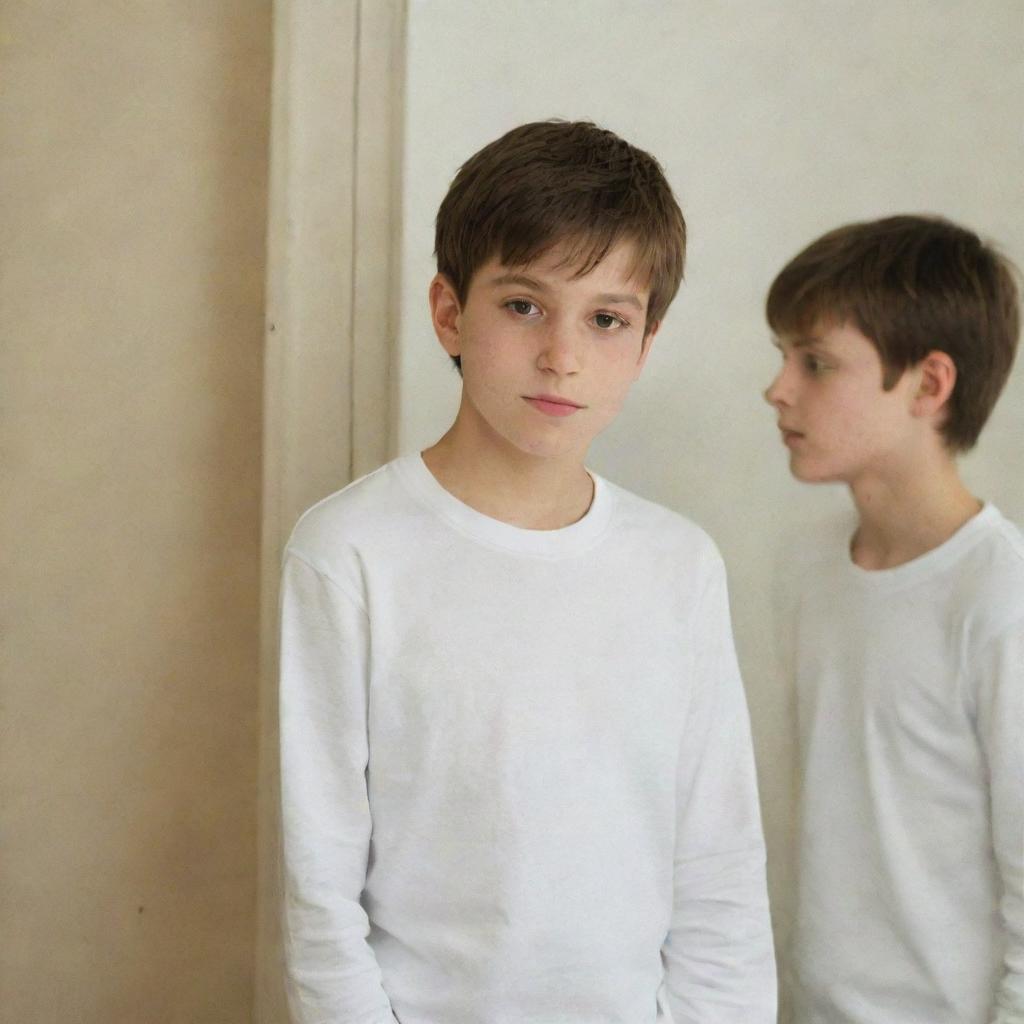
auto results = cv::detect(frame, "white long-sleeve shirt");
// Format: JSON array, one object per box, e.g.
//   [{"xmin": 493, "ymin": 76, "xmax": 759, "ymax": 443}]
[
  {"xmin": 279, "ymin": 453, "xmax": 776, "ymax": 1024},
  {"xmin": 787, "ymin": 505, "xmax": 1024, "ymax": 1024}
]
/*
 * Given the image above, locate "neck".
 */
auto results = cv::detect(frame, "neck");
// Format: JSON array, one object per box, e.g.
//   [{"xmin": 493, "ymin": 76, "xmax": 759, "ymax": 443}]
[
  {"xmin": 422, "ymin": 420, "xmax": 594, "ymax": 531},
  {"xmin": 848, "ymin": 448, "xmax": 981, "ymax": 570}
]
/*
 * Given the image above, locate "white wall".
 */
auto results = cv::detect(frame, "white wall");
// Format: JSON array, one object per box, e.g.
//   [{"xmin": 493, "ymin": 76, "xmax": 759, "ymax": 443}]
[{"xmin": 394, "ymin": 1, "xmax": 1024, "ymax": 1013}]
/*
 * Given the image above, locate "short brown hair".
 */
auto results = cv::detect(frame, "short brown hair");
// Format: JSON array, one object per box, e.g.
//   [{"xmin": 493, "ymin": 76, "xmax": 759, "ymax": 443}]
[
  {"xmin": 435, "ymin": 120, "xmax": 686, "ymax": 369},
  {"xmin": 766, "ymin": 215, "xmax": 1020, "ymax": 451}
]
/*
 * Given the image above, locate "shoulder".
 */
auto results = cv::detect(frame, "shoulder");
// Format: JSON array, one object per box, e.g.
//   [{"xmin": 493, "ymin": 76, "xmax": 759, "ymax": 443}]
[
  {"xmin": 967, "ymin": 506, "xmax": 1024, "ymax": 573},
  {"xmin": 285, "ymin": 457, "xmax": 420, "ymax": 575},
  {"xmin": 601, "ymin": 478, "xmax": 726, "ymax": 580},
  {"xmin": 956, "ymin": 507, "xmax": 1024, "ymax": 640}
]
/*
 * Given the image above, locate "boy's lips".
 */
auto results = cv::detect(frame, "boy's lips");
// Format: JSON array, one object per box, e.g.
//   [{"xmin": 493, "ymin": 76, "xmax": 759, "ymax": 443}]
[
  {"xmin": 779, "ymin": 425, "xmax": 805, "ymax": 446},
  {"xmin": 524, "ymin": 394, "xmax": 585, "ymax": 417}
]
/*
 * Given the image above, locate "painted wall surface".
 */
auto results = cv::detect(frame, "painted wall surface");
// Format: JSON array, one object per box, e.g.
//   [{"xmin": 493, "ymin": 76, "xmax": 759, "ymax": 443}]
[
  {"xmin": 1, "ymin": 4, "xmax": 270, "ymax": 1021},
  {"xmin": 395, "ymin": 1, "xmax": 1024, "ymax": 1013}
]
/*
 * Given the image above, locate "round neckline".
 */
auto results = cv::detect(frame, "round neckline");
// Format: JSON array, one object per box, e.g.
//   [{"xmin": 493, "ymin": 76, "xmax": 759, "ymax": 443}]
[
  {"xmin": 844, "ymin": 502, "xmax": 999, "ymax": 588},
  {"xmin": 392, "ymin": 452, "xmax": 614, "ymax": 559}
]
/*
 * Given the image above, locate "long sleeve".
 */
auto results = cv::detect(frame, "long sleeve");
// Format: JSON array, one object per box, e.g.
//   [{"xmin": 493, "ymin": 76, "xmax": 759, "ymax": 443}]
[
  {"xmin": 974, "ymin": 620, "xmax": 1024, "ymax": 1024},
  {"xmin": 661, "ymin": 554, "xmax": 777, "ymax": 1023},
  {"xmin": 279, "ymin": 552, "xmax": 395, "ymax": 1024}
]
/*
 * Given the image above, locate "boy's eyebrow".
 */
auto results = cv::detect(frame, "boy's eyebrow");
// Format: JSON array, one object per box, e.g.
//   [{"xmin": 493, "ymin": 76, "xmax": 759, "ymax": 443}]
[
  {"xmin": 488, "ymin": 272, "xmax": 550, "ymax": 292},
  {"xmin": 772, "ymin": 333, "xmax": 825, "ymax": 350},
  {"xmin": 593, "ymin": 292, "xmax": 645, "ymax": 312},
  {"xmin": 488, "ymin": 273, "xmax": 644, "ymax": 312}
]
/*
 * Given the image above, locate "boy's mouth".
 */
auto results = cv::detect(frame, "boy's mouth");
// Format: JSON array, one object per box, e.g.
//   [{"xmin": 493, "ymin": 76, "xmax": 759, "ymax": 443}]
[
  {"xmin": 779, "ymin": 425, "xmax": 805, "ymax": 446},
  {"xmin": 524, "ymin": 394, "xmax": 585, "ymax": 417}
]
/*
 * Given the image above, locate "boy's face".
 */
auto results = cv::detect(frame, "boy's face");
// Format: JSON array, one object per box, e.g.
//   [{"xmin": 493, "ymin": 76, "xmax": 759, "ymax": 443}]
[
  {"xmin": 764, "ymin": 320, "xmax": 923, "ymax": 485},
  {"xmin": 430, "ymin": 240, "xmax": 656, "ymax": 464}
]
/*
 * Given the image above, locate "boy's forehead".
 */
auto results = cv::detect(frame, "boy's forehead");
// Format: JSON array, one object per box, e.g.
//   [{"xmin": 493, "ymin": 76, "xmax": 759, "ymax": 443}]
[
  {"xmin": 480, "ymin": 239, "xmax": 651, "ymax": 301},
  {"xmin": 772, "ymin": 330, "xmax": 824, "ymax": 350},
  {"xmin": 774, "ymin": 319, "xmax": 883, "ymax": 362},
  {"xmin": 773, "ymin": 314, "xmax": 848, "ymax": 348}
]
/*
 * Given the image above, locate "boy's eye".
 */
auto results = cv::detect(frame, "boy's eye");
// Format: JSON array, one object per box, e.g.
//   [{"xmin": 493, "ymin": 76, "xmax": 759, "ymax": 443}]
[
  {"xmin": 593, "ymin": 312, "xmax": 627, "ymax": 330},
  {"xmin": 802, "ymin": 354, "xmax": 828, "ymax": 373},
  {"xmin": 506, "ymin": 299, "xmax": 540, "ymax": 317}
]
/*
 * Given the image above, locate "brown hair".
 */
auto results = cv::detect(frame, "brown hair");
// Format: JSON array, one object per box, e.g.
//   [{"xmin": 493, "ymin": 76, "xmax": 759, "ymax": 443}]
[
  {"xmin": 766, "ymin": 215, "xmax": 1020, "ymax": 451},
  {"xmin": 435, "ymin": 120, "xmax": 686, "ymax": 370}
]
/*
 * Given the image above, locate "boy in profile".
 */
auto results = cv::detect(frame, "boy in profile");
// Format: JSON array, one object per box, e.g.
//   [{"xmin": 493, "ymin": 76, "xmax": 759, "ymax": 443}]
[
  {"xmin": 764, "ymin": 215, "xmax": 1023, "ymax": 1023},
  {"xmin": 279, "ymin": 120, "xmax": 776, "ymax": 1024}
]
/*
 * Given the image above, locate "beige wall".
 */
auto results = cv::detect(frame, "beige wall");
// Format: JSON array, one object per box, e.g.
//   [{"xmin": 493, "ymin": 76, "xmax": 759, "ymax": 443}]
[{"xmin": 1, "ymin": 4, "xmax": 270, "ymax": 1021}]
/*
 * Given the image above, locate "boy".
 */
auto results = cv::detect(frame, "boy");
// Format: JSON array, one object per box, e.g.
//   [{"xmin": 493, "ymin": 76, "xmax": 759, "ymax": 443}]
[
  {"xmin": 764, "ymin": 215, "xmax": 1023, "ymax": 1023},
  {"xmin": 280, "ymin": 120, "xmax": 776, "ymax": 1024}
]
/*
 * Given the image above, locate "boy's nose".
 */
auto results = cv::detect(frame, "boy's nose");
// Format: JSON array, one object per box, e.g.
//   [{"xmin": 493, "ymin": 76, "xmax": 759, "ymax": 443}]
[
  {"xmin": 764, "ymin": 368, "xmax": 789, "ymax": 407},
  {"xmin": 537, "ymin": 324, "xmax": 582, "ymax": 375}
]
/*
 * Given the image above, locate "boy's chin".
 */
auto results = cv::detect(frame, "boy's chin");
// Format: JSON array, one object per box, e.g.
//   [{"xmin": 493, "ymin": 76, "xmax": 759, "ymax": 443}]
[{"xmin": 789, "ymin": 458, "xmax": 843, "ymax": 486}]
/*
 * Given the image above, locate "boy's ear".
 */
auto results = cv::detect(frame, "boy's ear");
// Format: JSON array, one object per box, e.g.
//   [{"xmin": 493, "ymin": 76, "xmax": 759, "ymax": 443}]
[
  {"xmin": 429, "ymin": 274, "xmax": 462, "ymax": 359},
  {"xmin": 912, "ymin": 350, "xmax": 957, "ymax": 420}
]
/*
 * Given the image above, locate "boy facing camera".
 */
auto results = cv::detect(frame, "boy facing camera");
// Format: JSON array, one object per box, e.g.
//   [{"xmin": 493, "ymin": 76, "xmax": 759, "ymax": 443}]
[
  {"xmin": 279, "ymin": 121, "xmax": 776, "ymax": 1023},
  {"xmin": 765, "ymin": 215, "xmax": 1023, "ymax": 1023}
]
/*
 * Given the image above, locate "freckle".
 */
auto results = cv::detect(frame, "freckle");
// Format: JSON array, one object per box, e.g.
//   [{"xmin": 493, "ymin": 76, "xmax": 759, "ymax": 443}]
[{"xmin": 138, "ymin": 906, "xmax": 144, "ymax": 914}]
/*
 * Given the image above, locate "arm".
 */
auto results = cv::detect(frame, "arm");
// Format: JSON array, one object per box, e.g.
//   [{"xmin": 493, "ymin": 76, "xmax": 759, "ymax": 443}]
[
  {"xmin": 661, "ymin": 553, "xmax": 777, "ymax": 1023},
  {"xmin": 279, "ymin": 551, "xmax": 396, "ymax": 1024},
  {"xmin": 974, "ymin": 620, "xmax": 1024, "ymax": 1024}
]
